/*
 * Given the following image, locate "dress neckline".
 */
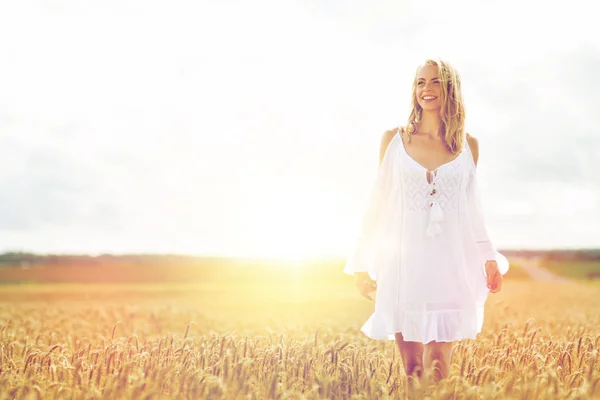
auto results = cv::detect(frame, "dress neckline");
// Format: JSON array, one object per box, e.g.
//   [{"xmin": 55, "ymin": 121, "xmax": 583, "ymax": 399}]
[{"xmin": 396, "ymin": 128, "xmax": 467, "ymax": 173}]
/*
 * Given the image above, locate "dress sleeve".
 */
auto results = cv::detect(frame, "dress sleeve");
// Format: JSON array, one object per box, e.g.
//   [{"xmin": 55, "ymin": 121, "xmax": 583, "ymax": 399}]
[
  {"xmin": 343, "ymin": 134, "xmax": 398, "ymax": 280},
  {"xmin": 466, "ymin": 168, "xmax": 510, "ymax": 276}
]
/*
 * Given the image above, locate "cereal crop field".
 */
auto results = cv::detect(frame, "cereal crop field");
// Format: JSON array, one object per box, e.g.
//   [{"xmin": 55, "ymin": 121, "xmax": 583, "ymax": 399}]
[{"xmin": 0, "ymin": 275, "xmax": 599, "ymax": 399}]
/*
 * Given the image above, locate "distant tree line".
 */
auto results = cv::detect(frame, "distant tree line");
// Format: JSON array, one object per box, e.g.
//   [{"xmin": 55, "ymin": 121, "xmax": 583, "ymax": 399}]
[
  {"xmin": 0, "ymin": 251, "xmax": 237, "ymax": 267},
  {"xmin": 0, "ymin": 249, "xmax": 599, "ymax": 268},
  {"xmin": 514, "ymin": 249, "xmax": 600, "ymax": 262}
]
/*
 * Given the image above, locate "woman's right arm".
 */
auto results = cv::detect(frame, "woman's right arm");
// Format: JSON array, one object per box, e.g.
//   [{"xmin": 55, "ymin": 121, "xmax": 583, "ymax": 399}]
[
  {"xmin": 352, "ymin": 128, "xmax": 399, "ymax": 299},
  {"xmin": 343, "ymin": 128, "xmax": 399, "ymax": 281}
]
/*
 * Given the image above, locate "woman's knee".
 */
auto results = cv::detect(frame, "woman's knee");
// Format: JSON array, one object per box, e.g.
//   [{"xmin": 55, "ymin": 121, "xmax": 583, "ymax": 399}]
[
  {"xmin": 424, "ymin": 342, "xmax": 453, "ymax": 365},
  {"xmin": 395, "ymin": 333, "xmax": 424, "ymax": 355},
  {"xmin": 395, "ymin": 333, "xmax": 424, "ymax": 375}
]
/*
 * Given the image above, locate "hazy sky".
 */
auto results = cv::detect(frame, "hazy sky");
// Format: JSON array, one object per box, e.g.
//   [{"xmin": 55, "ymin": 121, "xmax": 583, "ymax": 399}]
[{"xmin": 1, "ymin": 0, "xmax": 599, "ymax": 258}]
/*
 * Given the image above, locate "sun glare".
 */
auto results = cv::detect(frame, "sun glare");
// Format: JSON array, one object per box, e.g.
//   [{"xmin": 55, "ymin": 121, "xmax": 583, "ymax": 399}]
[{"xmin": 238, "ymin": 181, "xmax": 345, "ymax": 263}]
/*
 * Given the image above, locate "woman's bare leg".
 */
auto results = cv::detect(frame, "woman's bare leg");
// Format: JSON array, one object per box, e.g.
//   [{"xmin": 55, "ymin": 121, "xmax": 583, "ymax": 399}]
[
  {"xmin": 394, "ymin": 332, "xmax": 424, "ymax": 388},
  {"xmin": 423, "ymin": 340, "xmax": 454, "ymax": 384}
]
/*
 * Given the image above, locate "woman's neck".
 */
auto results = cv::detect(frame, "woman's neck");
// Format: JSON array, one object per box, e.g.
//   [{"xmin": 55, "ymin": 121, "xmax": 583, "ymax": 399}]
[{"xmin": 417, "ymin": 112, "xmax": 443, "ymax": 140}]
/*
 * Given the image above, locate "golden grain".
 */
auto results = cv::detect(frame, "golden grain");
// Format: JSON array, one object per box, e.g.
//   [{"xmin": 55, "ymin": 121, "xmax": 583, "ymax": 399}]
[{"xmin": 0, "ymin": 280, "xmax": 598, "ymax": 399}]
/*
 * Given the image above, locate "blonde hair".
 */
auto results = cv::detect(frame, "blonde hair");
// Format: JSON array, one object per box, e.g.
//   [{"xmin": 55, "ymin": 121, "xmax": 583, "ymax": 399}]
[{"xmin": 404, "ymin": 59, "xmax": 466, "ymax": 154}]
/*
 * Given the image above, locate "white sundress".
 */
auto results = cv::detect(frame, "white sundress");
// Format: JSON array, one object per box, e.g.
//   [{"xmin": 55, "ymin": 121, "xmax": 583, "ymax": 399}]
[{"xmin": 343, "ymin": 128, "xmax": 509, "ymax": 344}]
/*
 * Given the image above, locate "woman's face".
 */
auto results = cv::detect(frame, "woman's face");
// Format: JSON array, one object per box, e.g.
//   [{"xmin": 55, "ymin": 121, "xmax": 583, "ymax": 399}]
[{"xmin": 415, "ymin": 64, "xmax": 442, "ymax": 112}]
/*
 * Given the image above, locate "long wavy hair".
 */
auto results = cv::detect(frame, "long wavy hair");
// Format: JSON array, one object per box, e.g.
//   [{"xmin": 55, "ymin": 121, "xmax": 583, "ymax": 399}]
[{"xmin": 404, "ymin": 59, "xmax": 466, "ymax": 154}]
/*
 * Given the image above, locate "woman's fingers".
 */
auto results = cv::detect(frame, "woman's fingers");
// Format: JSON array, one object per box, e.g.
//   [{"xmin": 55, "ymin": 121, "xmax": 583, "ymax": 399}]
[
  {"xmin": 357, "ymin": 279, "xmax": 377, "ymax": 301},
  {"xmin": 355, "ymin": 278, "xmax": 376, "ymax": 289},
  {"xmin": 493, "ymin": 274, "xmax": 503, "ymax": 292},
  {"xmin": 364, "ymin": 283, "xmax": 377, "ymax": 294},
  {"xmin": 353, "ymin": 273, "xmax": 376, "ymax": 300},
  {"xmin": 487, "ymin": 270, "xmax": 502, "ymax": 293}
]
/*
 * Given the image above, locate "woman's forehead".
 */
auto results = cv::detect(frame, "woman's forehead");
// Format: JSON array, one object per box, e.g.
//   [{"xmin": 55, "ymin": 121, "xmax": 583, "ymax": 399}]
[{"xmin": 417, "ymin": 64, "xmax": 439, "ymax": 79}]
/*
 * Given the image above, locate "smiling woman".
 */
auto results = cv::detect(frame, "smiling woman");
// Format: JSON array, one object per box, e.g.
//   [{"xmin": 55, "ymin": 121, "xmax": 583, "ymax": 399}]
[{"xmin": 343, "ymin": 58, "xmax": 510, "ymax": 387}]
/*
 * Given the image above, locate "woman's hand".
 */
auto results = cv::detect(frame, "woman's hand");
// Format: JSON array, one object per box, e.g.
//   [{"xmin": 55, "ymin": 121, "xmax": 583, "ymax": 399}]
[
  {"xmin": 485, "ymin": 260, "xmax": 503, "ymax": 293},
  {"xmin": 354, "ymin": 272, "xmax": 377, "ymax": 301}
]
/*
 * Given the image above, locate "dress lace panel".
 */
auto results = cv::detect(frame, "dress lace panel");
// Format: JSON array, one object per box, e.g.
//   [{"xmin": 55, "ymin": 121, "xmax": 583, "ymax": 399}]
[{"xmin": 402, "ymin": 153, "xmax": 464, "ymax": 212}]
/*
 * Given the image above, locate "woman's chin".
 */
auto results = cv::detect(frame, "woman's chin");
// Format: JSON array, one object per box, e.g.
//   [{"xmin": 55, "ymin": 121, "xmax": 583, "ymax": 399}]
[{"xmin": 420, "ymin": 104, "xmax": 441, "ymax": 113}]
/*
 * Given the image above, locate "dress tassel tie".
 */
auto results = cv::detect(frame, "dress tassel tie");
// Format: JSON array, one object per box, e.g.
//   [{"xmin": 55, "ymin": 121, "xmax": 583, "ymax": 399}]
[{"xmin": 425, "ymin": 170, "xmax": 444, "ymax": 238}]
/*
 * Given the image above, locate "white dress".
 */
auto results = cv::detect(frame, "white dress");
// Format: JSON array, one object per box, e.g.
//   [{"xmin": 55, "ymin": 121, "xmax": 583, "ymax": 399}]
[{"xmin": 343, "ymin": 128, "xmax": 509, "ymax": 344}]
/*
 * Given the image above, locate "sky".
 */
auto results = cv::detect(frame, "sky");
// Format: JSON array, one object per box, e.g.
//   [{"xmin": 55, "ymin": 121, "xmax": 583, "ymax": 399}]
[{"xmin": 0, "ymin": 0, "xmax": 599, "ymax": 258}]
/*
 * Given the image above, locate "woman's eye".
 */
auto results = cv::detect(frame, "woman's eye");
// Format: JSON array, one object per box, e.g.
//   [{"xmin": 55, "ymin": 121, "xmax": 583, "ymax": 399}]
[
  {"xmin": 433, "ymin": 80, "xmax": 440, "ymax": 84},
  {"xmin": 417, "ymin": 81, "xmax": 424, "ymax": 86}
]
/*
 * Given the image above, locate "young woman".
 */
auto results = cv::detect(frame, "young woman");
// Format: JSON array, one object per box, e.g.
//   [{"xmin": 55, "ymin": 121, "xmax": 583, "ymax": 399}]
[{"xmin": 343, "ymin": 59, "xmax": 509, "ymax": 385}]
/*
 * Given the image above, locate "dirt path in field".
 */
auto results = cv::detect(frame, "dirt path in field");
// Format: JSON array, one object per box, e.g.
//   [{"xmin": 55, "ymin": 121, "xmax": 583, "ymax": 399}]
[{"xmin": 515, "ymin": 256, "xmax": 571, "ymax": 283}]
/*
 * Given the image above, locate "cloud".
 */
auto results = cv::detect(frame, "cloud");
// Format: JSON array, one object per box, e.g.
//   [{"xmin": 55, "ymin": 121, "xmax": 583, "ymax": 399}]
[
  {"xmin": 0, "ymin": 0, "xmax": 598, "ymax": 254},
  {"xmin": 0, "ymin": 117, "xmax": 123, "ymax": 232}
]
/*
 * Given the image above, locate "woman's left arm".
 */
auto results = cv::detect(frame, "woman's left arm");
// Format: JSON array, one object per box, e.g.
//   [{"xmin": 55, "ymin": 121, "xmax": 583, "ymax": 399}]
[{"xmin": 466, "ymin": 135, "xmax": 510, "ymax": 283}]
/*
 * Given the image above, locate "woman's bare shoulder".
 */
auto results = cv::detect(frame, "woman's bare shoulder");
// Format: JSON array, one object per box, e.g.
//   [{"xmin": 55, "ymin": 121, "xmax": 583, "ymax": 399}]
[
  {"xmin": 466, "ymin": 133, "xmax": 479, "ymax": 167},
  {"xmin": 380, "ymin": 127, "xmax": 401, "ymax": 163}
]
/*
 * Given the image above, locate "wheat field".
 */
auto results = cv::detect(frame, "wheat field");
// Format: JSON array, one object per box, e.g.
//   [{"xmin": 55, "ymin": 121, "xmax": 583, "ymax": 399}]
[{"xmin": 0, "ymin": 278, "xmax": 599, "ymax": 399}]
